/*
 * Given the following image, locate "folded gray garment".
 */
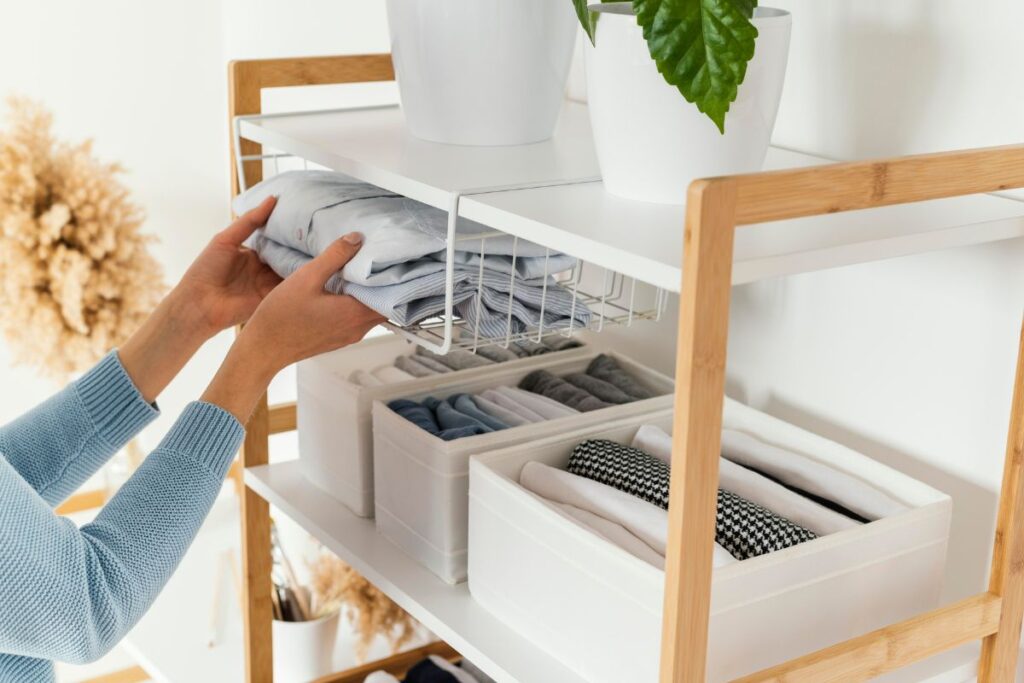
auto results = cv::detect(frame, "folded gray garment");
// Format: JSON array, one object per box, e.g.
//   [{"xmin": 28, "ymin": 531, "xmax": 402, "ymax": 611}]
[
  {"xmin": 586, "ymin": 354, "xmax": 655, "ymax": 400},
  {"xmin": 520, "ymin": 369, "xmax": 612, "ymax": 413},
  {"xmin": 409, "ymin": 353, "xmax": 451, "ymax": 375},
  {"xmin": 415, "ymin": 345, "xmax": 494, "ymax": 371},
  {"xmin": 249, "ymin": 234, "xmax": 591, "ymax": 338},
  {"xmin": 234, "ymin": 170, "xmax": 570, "ymax": 286},
  {"xmin": 563, "ymin": 373, "xmax": 637, "ymax": 404},
  {"xmin": 543, "ymin": 336, "xmax": 584, "ymax": 352},
  {"xmin": 510, "ymin": 340, "xmax": 552, "ymax": 357},
  {"xmin": 473, "ymin": 345, "xmax": 521, "ymax": 363},
  {"xmin": 394, "ymin": 354, "xmax": 445, "ymax": 377},
  {"xmin": 470, "ymin": 394, "xmax": 532, "ymax": 427}
]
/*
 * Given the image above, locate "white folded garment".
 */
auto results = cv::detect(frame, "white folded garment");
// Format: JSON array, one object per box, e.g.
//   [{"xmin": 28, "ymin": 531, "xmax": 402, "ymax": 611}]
[
  {"xmin": 471, "ymin": 394, "xmax": 532, "ymax": 428},
  {"xmin": 478, "ymin": 389, "xmax": 546, "ymax": 423},
  {"xmin": 428, "ymin": 656, "xmax": 480, "ymax": 683},
  {"xmin": 720, "ymin": 428, "xmax": 907, "ymax": 521},
  {"xmin": 631, "ymin": 425, "xmax": 860, "ymax": 536},
  {"xmin": 494, "ymin": 385, "xmax": 579, "ymax": 420},
  {"xmin": 372, "ymin": 364, "xmax": 417, "ymax": 384},
  {"xmin": 520, "ymin": 461, "xmax": 735, "ymax": 566},
  {"xmin": 553, "ymin": 501, "xmax": 665, "ymax": 569},
  {"xmin": 363, "ymin": 672, "xmax": 400, "ymax": 683},
  {"xmin": 349, "ymin": 369, "xmax": 383, "ymax": 387}
]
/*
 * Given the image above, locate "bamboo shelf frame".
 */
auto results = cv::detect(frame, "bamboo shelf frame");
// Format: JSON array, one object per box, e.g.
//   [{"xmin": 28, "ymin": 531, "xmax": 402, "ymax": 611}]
[{"xmin": 228, "ymin": 53, "xmax": 1024, "ymax": 683}]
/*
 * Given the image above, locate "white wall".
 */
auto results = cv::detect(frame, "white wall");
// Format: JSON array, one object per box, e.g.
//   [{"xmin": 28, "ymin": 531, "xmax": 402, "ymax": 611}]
[{"xmin": 726, "ymin": 0, "xmax": 1024, "ymax": 601}]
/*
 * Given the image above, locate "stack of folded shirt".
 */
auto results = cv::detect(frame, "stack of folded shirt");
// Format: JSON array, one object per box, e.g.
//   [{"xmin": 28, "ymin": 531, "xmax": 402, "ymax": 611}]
[
  {"xmin": 233, "ymin": 170, "xmax": 592, "ymax": 337},
  {"xmin": 350, "ymin": 336, "xmax": 584, "ymax": 387},
  {"xmin": 364, "ymin": 654, "xmax": 495, "ymax": 683},
  {"xmin": 386, "ymin": 354, "xmax": 658, "ymax": 440},
  {"xmin": 519, "ymin": 424, "xmax": 908, "ymax": 567}
]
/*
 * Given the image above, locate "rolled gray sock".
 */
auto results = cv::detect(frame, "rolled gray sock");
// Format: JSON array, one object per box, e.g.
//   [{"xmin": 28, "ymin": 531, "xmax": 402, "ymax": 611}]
[
  {"xmin": 586, "ymin": 354, "xmax": 656, "ymax": 400},
  {"xmin": 564, "ymin": 373, "xmax": 637, "ymax": 404},
  {"xmin": 474, "ymin": 345, "xmax": 521, "ymax": 363},
  {"xmin": 519, "ymin": 369, "xmax": 611, "ymax": 413},
  {"xmin": 510, "ymin": 340, "xmax": 551, "ymax": 357},
  {"xmin": 542, "ymin": 336, "xmax": 584, "ymax": 352},
  {"xmin": 395, "ymin": 354, "xmax": 441, "ymax": 378},
  {"xmin": 416, "ymin": 345, "xmax": 494, "ymax": 371},
  {"xmin": 410, "ymin": 353, "xmax": 453, "ymax": 375}
]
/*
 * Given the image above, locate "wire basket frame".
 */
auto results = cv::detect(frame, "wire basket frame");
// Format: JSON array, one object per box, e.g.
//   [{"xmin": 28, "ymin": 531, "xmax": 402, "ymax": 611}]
[{"xmin": 233, "ymin": 118, "xmax": 668, "ymax": 353}]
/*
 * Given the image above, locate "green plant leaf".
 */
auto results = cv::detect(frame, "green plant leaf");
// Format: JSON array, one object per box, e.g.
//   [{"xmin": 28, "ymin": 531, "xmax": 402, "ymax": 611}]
[
  {"xmin": 632, "ymin": 0, "xmax": 758, "ymax": 133},
  {"xmin": 573, "ymin": 0, "xmax": 597, "ymax": 44}
]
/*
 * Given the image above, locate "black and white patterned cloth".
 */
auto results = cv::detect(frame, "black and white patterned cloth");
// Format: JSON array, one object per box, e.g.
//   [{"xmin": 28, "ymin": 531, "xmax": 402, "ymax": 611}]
[{"xmin": 566, "ymin": 439, "xmax": 818, "ymax": 560}]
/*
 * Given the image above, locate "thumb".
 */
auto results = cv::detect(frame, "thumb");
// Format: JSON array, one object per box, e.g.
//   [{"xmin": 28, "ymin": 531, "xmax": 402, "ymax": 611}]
[{"xmin": 303, "ymin": 232, "xmax": 364, "ymax": 285}]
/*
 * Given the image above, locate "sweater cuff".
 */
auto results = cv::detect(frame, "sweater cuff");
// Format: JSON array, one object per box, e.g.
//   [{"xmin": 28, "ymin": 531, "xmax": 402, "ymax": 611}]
[
  {"xmin": 157, "ymin": 402, "xmax": 244, "ymax": 479},
  {"xmin": 75, "ymin": 351, "xmax": 160, "ymax": 450}
]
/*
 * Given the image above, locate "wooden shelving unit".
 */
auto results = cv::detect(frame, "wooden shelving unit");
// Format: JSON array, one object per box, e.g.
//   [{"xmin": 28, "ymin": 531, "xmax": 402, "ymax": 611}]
[{"xmin": 228, "ymin": 53, "xmax": 1024, "ymax": 683}]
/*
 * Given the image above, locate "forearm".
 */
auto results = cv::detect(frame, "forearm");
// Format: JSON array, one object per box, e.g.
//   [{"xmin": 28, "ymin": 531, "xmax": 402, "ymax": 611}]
[
  {"xmin": 200, "ymin": 331, "xmax": 279, "ymax": 425},
  {"xmin": 119, "ymin": 287, "xmax": 218, "ymax": 404},
  {"xmin": 0, "ymin": 353, "xmax": 158, "ymax": 506},
  {"xmin": 0, "ymin": 402, "xmax": 242, "ymax": 666}
]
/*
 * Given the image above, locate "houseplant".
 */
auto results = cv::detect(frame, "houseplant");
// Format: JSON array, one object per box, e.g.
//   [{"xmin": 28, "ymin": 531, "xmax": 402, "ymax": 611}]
[
  {"xmin": 386, "ymin": 0, "xmax": 577, "ymax": 146},
  {"xmin": 576, "ymin": 2, "xmax": 792, "ymax": 204}
]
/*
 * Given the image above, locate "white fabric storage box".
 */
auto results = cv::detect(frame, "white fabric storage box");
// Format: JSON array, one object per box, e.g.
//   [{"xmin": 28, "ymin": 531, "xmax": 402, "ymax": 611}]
[
  {"xmin": 297, "ymin": 333, "xmax": 592, "ymax": 517},
  {"xmin": 468, "ymin": 399, "xmax": 952, "ymax": 682},
  {"xmin": 371, "ymin": 351, "xmax": 674, "ymax": 584}
]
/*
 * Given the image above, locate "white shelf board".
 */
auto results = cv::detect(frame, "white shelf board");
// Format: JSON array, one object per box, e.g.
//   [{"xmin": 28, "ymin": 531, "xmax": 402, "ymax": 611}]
[
  {"xmin": 240, "ymin": 102, "xmax": 1024, "ymax": 294},
  {"xmin": 238, "ymin": 103, "xmax": 600, "ymax": 209},
  {"xmin": 460, "ymin": 149, "xmax": 1024, "ymax": 293},
  {"xmin": 245, "ymin": 460, "xmax": 587, "ymax": 683}
]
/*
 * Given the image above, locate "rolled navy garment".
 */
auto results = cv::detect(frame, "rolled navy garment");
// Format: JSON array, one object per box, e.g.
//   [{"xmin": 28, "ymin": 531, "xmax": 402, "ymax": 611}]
[
  {"xmin": 473, "ymin": 345, "xmax": 521, "ymax": 363},
  {"xmin": 492, "ymin": 386, "xmax": 578, "ymax": 420},
  {"xmin": 567, "ymin": 439, "xmax": 818, "ymax": 560},
  {"xmin": 519, "ymin": 461, "xmax": 735, "ymax": 565},
  {"xmin": 371, "ymin": 364, "xmax": 416, "ymax": 384},
  {"xmin": 403, "ymin": 657, "xmax": 461, "ymax": 683},
  {"xmin": 631, "ymin": 424, "xmax": 862, "ymax": 535},
  {"xmin": 519, "ymin": 369, "xmax": 611, "ymax": 413},
  {"xmin": 471, "ymin": 394, "xmax": 532, "ymax": 428},
  {"xmin": 423, "ymin": 396, "xmax": 493, "ymax": 436},
  {"xmin": 394, "ymin": 354, "xmax": 443, "ymax": 378},
  {"xmin": 720, "ymin": 429, "xmax": 908, "ymax": 521},
  {"xmin": 478, "ymin": 389, "xmax": 547, "ymax": 423},
  {"xmin": 585, "ymin": 354, "xmax": 655, "ymax": 400},
  {"xmin": 388, "ymin": 398, "xmax": 482, "ymax": 441},
  {"xmin": 563, "ymin": 372, "xmax": 637, "ymax": 405},
  {"xmin": 449, "ymin": 394, "xmax": 509, "ymax": 431},
  {"xmin": 349, "ymin": 369, "xmax": 383, "ymax": 387},
  {"xmin": 416, "ymin": 345, "xmax": 494, "ymax": 371}
]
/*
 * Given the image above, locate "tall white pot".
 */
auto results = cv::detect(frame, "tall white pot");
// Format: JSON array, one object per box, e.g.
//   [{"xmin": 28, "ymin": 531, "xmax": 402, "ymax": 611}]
[
  {"xmin": 272, "ymin": 612, "xmax": 340, "ymax": 683},
  {"xmin": 386, "ymin": 0, "xmax": 577, "ymax": 146},
  {"xmin": 585, "ymin": 5, "xmax": 792, "ymax": 204}
]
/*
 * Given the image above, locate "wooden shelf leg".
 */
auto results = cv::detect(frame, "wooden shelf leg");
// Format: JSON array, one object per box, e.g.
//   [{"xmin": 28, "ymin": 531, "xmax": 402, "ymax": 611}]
[
  {"xmin": 241, "ymin": 394, "xmax": 274, "ymax": 683},
  {"xmin": 979, "ymin": 319, "xmax": 1024, "ymax": 682},
  {"xmin": 659, "ymin": 179, "xmax": 738, "ymax": 683}
]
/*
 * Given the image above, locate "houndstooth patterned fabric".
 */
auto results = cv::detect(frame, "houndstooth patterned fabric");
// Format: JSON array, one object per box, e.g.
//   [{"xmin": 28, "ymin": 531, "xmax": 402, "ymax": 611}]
[{"xmin": 566, "ymin": 439, "xmax": 817, "ymax": 560}]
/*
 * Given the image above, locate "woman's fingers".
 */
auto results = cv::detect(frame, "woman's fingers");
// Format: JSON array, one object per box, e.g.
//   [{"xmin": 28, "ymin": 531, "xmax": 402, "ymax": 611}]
[
  {"xmin": 302, "ymin": 233, "xmax": 364, "ymax": 285},
  {"xmin": 218, "ymin": 195, "xmax": 278, "ymax": 246}
]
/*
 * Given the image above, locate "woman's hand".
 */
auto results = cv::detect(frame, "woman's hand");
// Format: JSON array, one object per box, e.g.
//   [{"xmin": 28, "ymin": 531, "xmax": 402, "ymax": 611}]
[
  {"xmin": 174, "ymin": 196, "xmax": 283, "ymax": 336},
  {"xmin": 201, "ymin": 232, "xmax": 385, "ymax": 422}
]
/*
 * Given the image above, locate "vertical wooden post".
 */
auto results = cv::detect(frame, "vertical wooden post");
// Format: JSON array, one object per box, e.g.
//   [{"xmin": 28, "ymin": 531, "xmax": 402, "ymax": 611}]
[
  {"xmin": 659, "ymin": 179, "xmax": 738, "ymax": 683},
  {"xmin": 979, "ymin": 320, "xmax": 1024, "ymax": 682},
  {"xmin": 228, "ymin": 60, "xmax": 274, "ymax": 683}
]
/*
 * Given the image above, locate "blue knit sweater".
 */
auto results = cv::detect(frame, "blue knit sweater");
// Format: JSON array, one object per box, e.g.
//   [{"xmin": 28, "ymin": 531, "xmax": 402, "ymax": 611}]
[{"xmin": 0, "ymin": 352, "xmax": 244, "ymax": 682}]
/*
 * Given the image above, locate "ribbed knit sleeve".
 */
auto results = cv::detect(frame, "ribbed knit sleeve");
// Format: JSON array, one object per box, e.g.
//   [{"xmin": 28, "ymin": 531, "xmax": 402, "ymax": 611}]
[
  {"xmin": 0, "ymin": 401, "xmax": 244, "ymax": 682},
  {"xmin": 0, "ymin": 351, "xmax": 159, "ymax": 507}
]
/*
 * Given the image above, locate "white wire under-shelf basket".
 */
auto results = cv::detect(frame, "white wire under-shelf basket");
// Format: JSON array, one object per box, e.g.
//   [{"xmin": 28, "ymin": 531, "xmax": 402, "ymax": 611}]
[{"xmin": 233, "ymin": 118, "xmax": 668, "ymax": 354}]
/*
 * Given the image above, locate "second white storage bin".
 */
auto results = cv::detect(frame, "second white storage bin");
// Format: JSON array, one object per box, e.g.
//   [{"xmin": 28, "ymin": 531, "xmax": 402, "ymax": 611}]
[
  {"xmin": 296, "ymin": 333, "xmax": 591, "ymax": 517},
  {"xmin": 371, "ymin": 351, "xmax": 675, "ymax": 584},
  {"xmin": 468, "ymin": 399, "xmax": 952, "ymax": 682}
]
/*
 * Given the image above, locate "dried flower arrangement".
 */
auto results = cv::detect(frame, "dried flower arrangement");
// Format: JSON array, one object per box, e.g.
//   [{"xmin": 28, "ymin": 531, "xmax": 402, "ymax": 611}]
[
  {"xmin": 0, "ymin": 97, "xmax": 165, "ymax": 380},
  {"xmin": 308, "ymin": 549, "xmax": 419, "ymax": 662}
]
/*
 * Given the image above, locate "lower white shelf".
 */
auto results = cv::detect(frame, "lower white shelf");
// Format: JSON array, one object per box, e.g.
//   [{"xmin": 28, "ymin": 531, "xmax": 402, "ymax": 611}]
[{"xmin": 244, "ymin": 460, "xmax": 586, "ymax": 683}]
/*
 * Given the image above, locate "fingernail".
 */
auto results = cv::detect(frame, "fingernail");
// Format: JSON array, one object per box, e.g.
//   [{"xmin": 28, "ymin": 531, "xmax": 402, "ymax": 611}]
[{"xmin": 343, "ymin": 232, "xmax": 363, "ymax": 245}]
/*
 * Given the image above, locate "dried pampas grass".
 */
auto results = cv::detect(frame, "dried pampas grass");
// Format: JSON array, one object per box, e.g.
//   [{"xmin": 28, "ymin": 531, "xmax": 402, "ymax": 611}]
[
  {"xmin": 308, "ymin": 550, "xmax": 418, "ymax": 662},
  {"xmin": 0, "ymin": 97, "xmax": 164, "ymax": 379}
]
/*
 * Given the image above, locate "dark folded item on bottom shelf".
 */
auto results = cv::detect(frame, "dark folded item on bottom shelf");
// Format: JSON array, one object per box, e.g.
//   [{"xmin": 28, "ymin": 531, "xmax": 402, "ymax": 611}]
[{"xmin": 566, "ymin": 439, "xmax": 818, "ymax": 560}]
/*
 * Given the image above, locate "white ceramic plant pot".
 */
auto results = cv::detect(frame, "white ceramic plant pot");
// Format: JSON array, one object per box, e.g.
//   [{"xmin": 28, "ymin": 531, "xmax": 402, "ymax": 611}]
[
  {"xmin": 385, "ymin": 0, "xmax": 577, "ymax": 146},
  {"xmin": 585, "ymin": 4, "xmax": 792, "ymax": 204},
  {"xmin": 272, "ymin": 612, "xmax": 340, "ymax": 683}
]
